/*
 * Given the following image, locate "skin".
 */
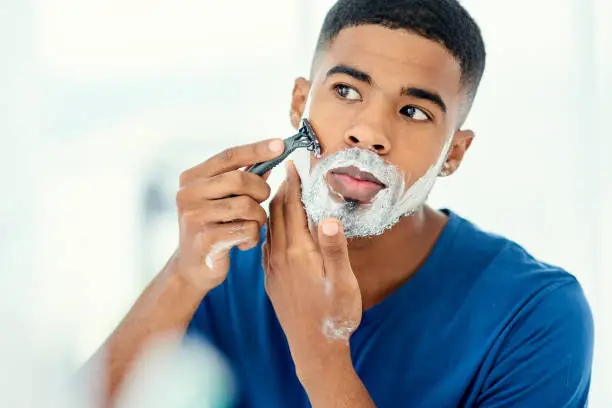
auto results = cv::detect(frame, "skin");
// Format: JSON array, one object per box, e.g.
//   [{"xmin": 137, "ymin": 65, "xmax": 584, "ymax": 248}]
[
  {"xmin": 83, "ymin": 25, "xmax": 475, "ymax": 407},
  {"xmin": 290, "ymin": 25, "xmax": 474, "ymax": 310}
]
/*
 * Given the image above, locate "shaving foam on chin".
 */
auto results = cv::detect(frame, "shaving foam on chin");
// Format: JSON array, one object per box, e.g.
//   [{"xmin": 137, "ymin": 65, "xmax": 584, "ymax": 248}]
[{"xmin": 300, "ymin": 135, "xmax": 453, "ymax": 238}]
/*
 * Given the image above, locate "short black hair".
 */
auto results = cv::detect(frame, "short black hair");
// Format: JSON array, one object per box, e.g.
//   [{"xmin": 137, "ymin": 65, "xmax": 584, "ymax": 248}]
[{"xmin": 314, "ymin": 0, "xmax": 486, "ymax": 114}]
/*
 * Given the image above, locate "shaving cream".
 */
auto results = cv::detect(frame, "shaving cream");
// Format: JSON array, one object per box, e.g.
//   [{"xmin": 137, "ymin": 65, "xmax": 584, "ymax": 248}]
[{"xmin": 294, "ymin": 139, "xmax": 451, "ymax": 238}]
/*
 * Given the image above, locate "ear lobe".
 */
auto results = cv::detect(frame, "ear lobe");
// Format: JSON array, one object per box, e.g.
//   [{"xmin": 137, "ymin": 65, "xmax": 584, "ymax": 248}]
[{"xmin": 290, "ymin": 77, "xmax": 311, "ymax": 130}]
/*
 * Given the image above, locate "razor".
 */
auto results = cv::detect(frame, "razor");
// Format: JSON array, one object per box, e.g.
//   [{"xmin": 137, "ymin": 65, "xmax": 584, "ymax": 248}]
[{"xmin": 247, "ymin": 119, "xmax": 321, "ymax": 176}]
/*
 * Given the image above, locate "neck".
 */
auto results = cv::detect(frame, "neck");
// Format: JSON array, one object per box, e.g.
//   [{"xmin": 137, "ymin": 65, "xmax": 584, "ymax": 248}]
[{"xmin": 346, "ymin": 205, "xmax": 448, "ymax": 310}]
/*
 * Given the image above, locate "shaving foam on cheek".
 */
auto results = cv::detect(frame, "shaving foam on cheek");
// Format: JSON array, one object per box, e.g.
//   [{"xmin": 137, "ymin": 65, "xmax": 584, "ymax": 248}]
[
  {"xmin": 297, "ymin": 131, "xmax": 454, "ymax": 238},
  {"xmin": 394, "ymin": 134, "xmax": 453, "ymax": 214}
]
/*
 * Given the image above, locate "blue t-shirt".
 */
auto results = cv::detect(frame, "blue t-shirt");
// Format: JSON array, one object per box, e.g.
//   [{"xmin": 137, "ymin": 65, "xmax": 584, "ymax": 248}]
[{"xmin": 186, "ymin": 210, "xmax": 593, "ymax": 407}]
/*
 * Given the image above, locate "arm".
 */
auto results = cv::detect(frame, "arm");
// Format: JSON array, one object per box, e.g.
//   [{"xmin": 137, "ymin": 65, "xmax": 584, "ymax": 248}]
[
  {"xmin": 264, "ymin": 161, "xmax": 377, "ymax": 407},
  {"xmin": 80, "ymin": 255, "xmax": 207, "ymax": 403},
  {"xmin": 477, "ymin": 280, "xmax": 594, "ymax": 408},
  {"xmin": 295, "ymin": 344, "xmax": 376, "ymax": 408},
  {"xmin": 79, "ymin": 139, "xmax": 284, "ymax": 406}
]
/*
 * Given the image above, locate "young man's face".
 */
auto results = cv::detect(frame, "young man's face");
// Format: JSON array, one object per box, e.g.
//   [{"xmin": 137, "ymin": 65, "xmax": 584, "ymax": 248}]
[{"xmin": 290, "ymin": 25, "xmax": 473, "ymax": 237}]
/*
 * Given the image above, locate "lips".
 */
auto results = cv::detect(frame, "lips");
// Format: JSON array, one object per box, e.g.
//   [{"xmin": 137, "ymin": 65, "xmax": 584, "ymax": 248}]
[{"xmin": 326, "ymin": 166, "xmax": 386, "ymax": 204}]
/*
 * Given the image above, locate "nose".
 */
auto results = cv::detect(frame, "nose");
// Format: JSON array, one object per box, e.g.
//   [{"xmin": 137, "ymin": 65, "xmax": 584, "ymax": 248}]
[
  {"xmin": 345, "ymin": 133, "xmax": 390, "ymax": 154},
  {"xmin": 343, "ymin": 112, "xmax": 392, "ymax": 154}
]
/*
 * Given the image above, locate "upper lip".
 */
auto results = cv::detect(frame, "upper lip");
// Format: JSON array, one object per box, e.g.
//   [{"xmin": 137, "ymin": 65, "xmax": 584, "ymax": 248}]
[{"xmin": 330, "ymin": 166, "xmax": 386, "ymax": 187}]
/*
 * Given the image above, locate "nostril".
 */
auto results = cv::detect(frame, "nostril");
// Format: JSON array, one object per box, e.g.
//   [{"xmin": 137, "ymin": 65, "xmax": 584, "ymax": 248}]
[
  {"xmin": 372, "ymin": 144, "xmax": 385, "ymax": 151},
  {"xmin": 348, "ymin": 136, "xmax": 359, "ymax": 144}
]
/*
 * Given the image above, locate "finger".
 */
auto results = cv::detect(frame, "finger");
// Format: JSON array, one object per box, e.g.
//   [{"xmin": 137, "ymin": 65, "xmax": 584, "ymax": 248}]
[
  {"xmin": 317, "ymin": 218, "xmax": 352, "ymax": 279},
  {"xmin": 283, "ymin": 160, "xmax": 312, "ymax": 249},
  {"xmin": 268, "ymin": 181, "xmax": 287, "ymax": 254},
  {"xmin": 183, "ymin": 196, "xmax": 268, "ymax": 228},
  {"xmin": 261, "ymin": 169, "xmax": 273, "ymax": 182},
  {"xmin": 180, "ymin": 139, "xmax": 284, "ymax": 186},
  {"xmin": 262, "ymin": 222, "xmax": 271, "ymax": 276},
  {"xmin": 265, "ymin": 218, "xmax": 272, "ymax": 252},
  {"xmin": 244, "ymin": 166, "xmax": 273, "ymax": 182},
  {"xmin": 198, "ymin": 220, "xmax": 262, "ymax": 271},
  {"xmin": 176, "ymin": 171, "xmax": 272, "ymax": 211}
]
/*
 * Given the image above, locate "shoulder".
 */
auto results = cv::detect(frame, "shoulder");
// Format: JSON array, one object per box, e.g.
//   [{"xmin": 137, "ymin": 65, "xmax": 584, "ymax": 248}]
[
  {"xmin": 475, "ymin": 268, "xmax": 594, "ymax": 407},
  {"xmin": 447, "ymin": 210, "xmax": 582, "ymax": 299},
  {"xmin": 445, "ymin": 212, "xmax": 593, "ymax": 405},
  {"xmin": 442, "ymin": 210, "xmax": 593, "ymax": 357}
]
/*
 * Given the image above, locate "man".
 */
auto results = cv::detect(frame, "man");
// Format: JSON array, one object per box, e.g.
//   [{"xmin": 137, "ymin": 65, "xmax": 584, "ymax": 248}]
[{"xmin": 89, "ymin": 0, "xmax": 594, "ymax": 406}]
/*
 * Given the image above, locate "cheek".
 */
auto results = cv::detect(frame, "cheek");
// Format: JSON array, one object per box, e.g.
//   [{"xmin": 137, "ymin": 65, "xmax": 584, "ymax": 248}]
[
  {"xmin": 390, "ymin": 134, "xmax": 447, "ymax": 182},
  {"xmin": 307, "ymin": 90, "xmax": 356, "ymax": 154}
]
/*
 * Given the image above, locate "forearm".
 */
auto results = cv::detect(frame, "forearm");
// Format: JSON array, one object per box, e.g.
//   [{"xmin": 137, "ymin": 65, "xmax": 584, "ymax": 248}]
[
  {"xmin": 296, "ymin": 345, "xmax": 377, "ymax": 408},
  {"xmin": 80, "ymin": 252, "xmax": 208, "ymax": 405}
]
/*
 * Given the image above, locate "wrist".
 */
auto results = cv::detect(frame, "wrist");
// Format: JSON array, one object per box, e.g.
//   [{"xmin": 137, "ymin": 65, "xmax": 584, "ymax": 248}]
[
  {"xmin": 163, "ymin": 252, "xmax": 213, "ymax": 300},
  {"xmin": 293, "ymin": 340, "xmax": 354, "ymax": 389}
]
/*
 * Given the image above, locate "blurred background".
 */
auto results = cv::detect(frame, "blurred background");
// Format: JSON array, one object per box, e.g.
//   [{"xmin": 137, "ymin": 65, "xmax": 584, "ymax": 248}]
[{"xmin": 0, "ymin": 0, "xmax": 610, "ymax": 406}]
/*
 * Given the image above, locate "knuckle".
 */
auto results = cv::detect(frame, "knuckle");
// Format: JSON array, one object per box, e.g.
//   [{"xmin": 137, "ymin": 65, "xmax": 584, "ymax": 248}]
[
  {"xmin": 175, "ymin": 187, "xmax": 188, "ymax": 210},
  {"xmin": 234, "ymin": 195, "xmax": 252, "ymax": 211},
  {"xmin": 208, "ymin": 199, "xmax": 230, "ymax": 218},
  {"xmin": 179, "ymin": 170, "xmax": 190, "ymax": 187},
  {"xmin": 182, "ymin": 209, "xmax": 211, "ymax": 231},
  {"xmin": 244, "ymin": 220, "xmax": 261, "ymax": 236},
  {"xmin": 215, "ymin": 198, "xmax": 232, "ymax": 212},
  {"xmin": 181, "ymin": 211, "xmax": 199, "ymax": 228},
  {"xmin": 220, "ymin": 147, "xmax": 235, "ymax": 163},
  {"xmin": 233, "ymin": 171, "xmax": 247, "ymax": 188},
  {"xmin": 255, "ymin": 207, "xmax": 268, "ymax": 226},
  {"xmin": 245, "ymin": 173, "xmax": 270, "ymax": 200},
  {"xmin": 248, "ymin": 199, "xmax": 262, "ymax": 214},
  {"xmin": 262, "ymin": 182, "xmax": 272, "ymax": 199}
]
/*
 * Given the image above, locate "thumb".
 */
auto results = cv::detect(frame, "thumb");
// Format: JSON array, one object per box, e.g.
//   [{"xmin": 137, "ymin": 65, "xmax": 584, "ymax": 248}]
[{"xmin": 318, "ymin": 218, "xmax": 351, "ymax": 278}]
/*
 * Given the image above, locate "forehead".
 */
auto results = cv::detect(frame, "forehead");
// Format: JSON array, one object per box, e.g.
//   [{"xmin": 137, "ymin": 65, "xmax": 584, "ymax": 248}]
[{"xmin": 317, "ymin": 25, "xmax": 463, "ymax": 102}]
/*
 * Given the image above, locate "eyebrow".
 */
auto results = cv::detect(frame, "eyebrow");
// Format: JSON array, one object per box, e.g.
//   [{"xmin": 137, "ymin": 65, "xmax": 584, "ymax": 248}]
[
  {"xmin": 326, "ymin": 64, "xmax": 447, "ymax": 115},
  {"xmin": 401, "ymin": 87, "xmax": 447, "ymax": 114},
  {"xmin": 326, "ymin": 64, "xmax": 372, "ymax": 84}
]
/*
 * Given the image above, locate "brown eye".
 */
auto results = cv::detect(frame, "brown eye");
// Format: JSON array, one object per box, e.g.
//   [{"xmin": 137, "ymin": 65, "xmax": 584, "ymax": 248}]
[
  {"xmin": 400, "ymin": 105, "xmax": 430, "ymax": 121},
  {"xmin": 334, "ymin": 84, "xmax": 362, "ymax": 101}
]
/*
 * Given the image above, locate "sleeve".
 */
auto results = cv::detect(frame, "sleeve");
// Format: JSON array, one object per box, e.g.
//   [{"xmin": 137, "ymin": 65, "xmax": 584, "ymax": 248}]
[{"xmin": 477, "ymin": 280, "xmax": 594, "ymax": 408}]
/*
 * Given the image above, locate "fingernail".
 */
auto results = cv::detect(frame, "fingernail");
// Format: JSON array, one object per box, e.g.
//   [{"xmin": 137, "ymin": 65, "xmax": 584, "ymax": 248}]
[
  {"xmin": 322, "ymin": 221, "xmax": 339, "ymax": 236},
  {"xmin": 269, "ymin": 140, "xmax": 284, "ymax": 153}
]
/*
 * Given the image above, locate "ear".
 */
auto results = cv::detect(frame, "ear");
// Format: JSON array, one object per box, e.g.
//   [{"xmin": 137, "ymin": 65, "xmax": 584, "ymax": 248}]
[
  {"xmin": 290, "ymin": 77, "xmax": 311, "ymax": 130},
  {"xmin": 439, "ymin": 129, "xmax": 474, "ymax": 177}
]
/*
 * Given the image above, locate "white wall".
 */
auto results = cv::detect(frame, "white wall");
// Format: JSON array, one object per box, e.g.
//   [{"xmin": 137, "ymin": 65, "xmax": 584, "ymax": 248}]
[{"xmin": 0, "ymin": 0, "xmax": 609, "ymax": 406}]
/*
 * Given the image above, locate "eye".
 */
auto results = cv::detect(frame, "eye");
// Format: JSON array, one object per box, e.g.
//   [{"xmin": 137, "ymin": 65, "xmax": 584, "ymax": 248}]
[
  {"xmin": 334, "ymin": 84, "xmax": 362, "ymax": 101},
  {"xmin": 400, "ymin": 106, "xmax": 431, "ymax": 122}
]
